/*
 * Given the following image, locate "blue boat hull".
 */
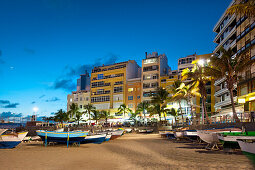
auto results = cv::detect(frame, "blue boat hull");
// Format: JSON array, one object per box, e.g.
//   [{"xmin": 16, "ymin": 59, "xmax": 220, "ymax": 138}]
[
  {"xmin": 104, "ymin": 138, "xmax": 110, "ymax": 142},
  {"xmin": 0, "ymin": 141, "xmax": 21, "ymax": 149},
  {"xmin": 81, "ymin": 137, "xmax": 106, "ymax": 144},
  {"xmin": 38, "ymin": 136, "xmax": 85, "ymax": 144}
]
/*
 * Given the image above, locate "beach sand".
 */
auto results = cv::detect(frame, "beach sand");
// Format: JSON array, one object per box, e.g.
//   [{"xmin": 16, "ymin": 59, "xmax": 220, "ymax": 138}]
[{"xmin": 0, "ymin": 134, "xmax": 253, "ymax": 170}]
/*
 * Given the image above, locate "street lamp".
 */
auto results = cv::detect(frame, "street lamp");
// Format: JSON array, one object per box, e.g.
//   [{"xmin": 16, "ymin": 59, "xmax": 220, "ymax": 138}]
[{"xmin": 33, "ymin": 107, "xmax": 39, "ymax": 112}]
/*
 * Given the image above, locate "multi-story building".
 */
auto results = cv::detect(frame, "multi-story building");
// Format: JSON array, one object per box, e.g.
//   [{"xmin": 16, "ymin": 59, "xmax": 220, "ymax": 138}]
[
  {"xmin": 67, "ymin": 90, "xmax": 90, "ymax": 112},
  {"xmin": 126, "ymin": 78, "xmax": 142, "ymax": 112},
  {"xmin": 142, "ymin": 52, "xmax": 169, "ymax": 101},
  {"xmin": 77, "ymin": 71, "xmax": 90, "ymax": 91},
  {"xmin": 213, "ymin": 0, "xmax": 241, "ymax": 121},
  {"xmin": 90, "ymin": 60, "xmax": 140, "ymax": 118},
  {"xmin": 178, "ymin": 54, "xmax": 196, "ymax": 79},
  {"xmin": 235, "ymin": 0, "xmax": 255, "ymax": 121}
]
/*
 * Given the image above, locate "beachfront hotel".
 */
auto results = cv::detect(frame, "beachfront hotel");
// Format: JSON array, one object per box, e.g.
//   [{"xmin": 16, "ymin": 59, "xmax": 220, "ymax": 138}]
[
  {"xmin": 90, "ymin": 60, "xmax": 140, "ymax": 118},
  {"xmin": 235, "ymin": 0, "xmax": 255, "ymax": 121},
  {"xmin": 212, "ymin": 0, "xmax": 243, "ymax": 122}
]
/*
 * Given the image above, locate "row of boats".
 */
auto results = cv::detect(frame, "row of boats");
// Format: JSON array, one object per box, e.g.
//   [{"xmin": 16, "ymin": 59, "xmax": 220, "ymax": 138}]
[
  {"xmin": 159, "ymin": 127, "xmax": 255, "ymax": 164},
  {"xmin": 0, "ymin": 128, "xmax": 126, "ymax": 149}
]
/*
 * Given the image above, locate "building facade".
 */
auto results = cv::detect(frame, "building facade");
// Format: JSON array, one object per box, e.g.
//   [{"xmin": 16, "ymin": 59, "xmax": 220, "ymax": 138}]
[
  {"xmin": 142, "ymin": 52, "xmax": 169, "ymax": 101},
  {"xmin": 125, "ymin": 78, "xmax": 142, "ymax": 112},
  {"xmin": 212, "ymin": 0, "xmax": 241, "ymax": 121},
  {"xmin": 90, "ymin": 60, "xmax": 140, "ymax": 117},
  {"xmin": 236, "ymin": 0, "xmax": 255, "ymax": 121}
]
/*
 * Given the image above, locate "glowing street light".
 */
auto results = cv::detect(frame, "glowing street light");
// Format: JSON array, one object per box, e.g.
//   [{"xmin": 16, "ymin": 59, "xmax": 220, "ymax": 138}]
[
  {"xmin": 198, "ymin": 59, "xmax": 205, "ymax": 66},
  {"xmin": 33, "ymin": 107, "xmax": 39, "ymax": 112}
]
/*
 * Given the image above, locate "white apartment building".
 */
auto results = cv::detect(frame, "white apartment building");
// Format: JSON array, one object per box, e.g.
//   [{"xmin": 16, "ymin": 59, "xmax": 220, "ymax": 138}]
[{"xmin": 213, "ymin": 0, "xmax": 243, "ymax": 117}]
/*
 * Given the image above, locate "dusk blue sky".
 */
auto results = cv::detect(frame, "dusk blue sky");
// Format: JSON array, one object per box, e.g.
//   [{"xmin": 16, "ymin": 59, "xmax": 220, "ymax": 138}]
[{"xmin": 0, "ymin": 0, "xmax": 231, "ymax": 117}]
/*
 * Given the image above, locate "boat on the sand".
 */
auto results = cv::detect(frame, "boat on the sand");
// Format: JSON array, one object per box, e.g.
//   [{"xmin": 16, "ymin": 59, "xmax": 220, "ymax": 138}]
[
  {"xmin": 0, "ymin": 131, "xmax": 28, "ymax": 149},
  {"xmin": 237, "ymin": 139, "xmax": 255, "ymax": 165},
  {"xmin": 109, "ymin": 129, "xmax": 124, "ymax": 140},
  {"xmin": 217, "ymin": 131, "xmax": 255, "ymax": 149},
  {"xmin": 36, "ymin": 130, "xmax": 89, "ymax": 144},
  {"xmin": 81, "ymin": 134, "xmax": 107, "ymax": 144}
]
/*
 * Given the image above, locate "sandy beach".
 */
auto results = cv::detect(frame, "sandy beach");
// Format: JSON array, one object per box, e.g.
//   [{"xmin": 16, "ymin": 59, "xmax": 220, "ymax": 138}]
[{"xmin": 0, "ymin": 134, "xmax": 253, "ymax": 170}]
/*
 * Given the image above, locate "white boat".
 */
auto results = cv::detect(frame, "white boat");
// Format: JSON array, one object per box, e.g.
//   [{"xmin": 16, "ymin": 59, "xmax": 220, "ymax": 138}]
[
  {"xmin": 0, "ymin": 129, "xmax": 7, "ymax": 136},
  {"xmin": 138, "ymin": 129, "xmax": 153, "ymax": 133},
  {"xmin": 54, "ymin": 128, "xmax": 64, "ymax": 132},
  {"xmin": 174, "ymin": 131, "xmax": 184, "ymax": 138},
  {"xmin": 31, "ymin": 136, "xmax": 41, "ymax": 141},
  {"xmin": 184, "ymin": 130, "xmax": 197, "ymax": 136},
  {"xmin": 0, "ymin": 131, "xmax": 28, "ymax": 149},
  {"xmin": 105, "ymin": 134, "xmax": 111, "ymax": 141},
  {"xmin": 109, "ymin": 130, "xmax": 124, "ymax": 140},
  {"xmin": 217, "ymin": 133, "xmax": 255, "ymax": 144},
  {"xmin": 237, "ymin": 139, "xmax": 255, "ymax": 165},
  {"xmin": 197, "ymin": 128, "xmax": 242, "ymax": 144},
  {"xmin": 125, "ymin": 128, "xmax": 132, "ymax": 133}
]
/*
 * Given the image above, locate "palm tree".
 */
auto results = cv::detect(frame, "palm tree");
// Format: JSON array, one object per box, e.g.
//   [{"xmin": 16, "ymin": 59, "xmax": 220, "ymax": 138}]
[
  {"xmin": 54, "ymin": 109, "xmax": 69, "ymax": 127},
  {"xmin": 129, "ymin": 110, "xmax": 140, "ymax": 126},
  {"xmin": 227, "ymin": 0, "xmax": 255, "ymax": 18},
  {"xmin": 151, "ymin": 87, "xmax": 169, "ymax": 105},
  {"xmin": 137, "ymin": 101, "xmax": 150, "ymax": 125},
  {"xmin": 91, "ymin": 110, "xmax": 101, "ymax": 124},
  {"xmin": 68, "ymin": 103, "xmax": 79, "ymax": 118},
  {"xmin": 84, "ymin": 103, "xmax": 96, "ymax": 125},
  {"xmin": 177, "ymin": 84, "xmax": 201, "ymax": 125},
  {"xmin": 148, "ymin": 103, "xmax": 162, "ymax": 122},
  {"xmin": 73, "ymin": 111, "xmax": 84, "ymax": 126},
  {"xmin": 205, "ymin": 47, "xmax": 255, "ymax": 122},
  {"xmin": 168, "ymin": 108, "xmax": 178, "ymax": 126},
  {"xmin": 100, "ymin": 110, "xmax": 114, "ymax": 125},
  {"xmin": 117, "ymin": 104, "xmax": 132, "ymax": 118},
  {"xmin": 182, "ymin": 62, "xmax": 211, "ymax": 124},
  {"xmin": 167, "ymin": 80, "xmax": 186, "ymax": 125}
]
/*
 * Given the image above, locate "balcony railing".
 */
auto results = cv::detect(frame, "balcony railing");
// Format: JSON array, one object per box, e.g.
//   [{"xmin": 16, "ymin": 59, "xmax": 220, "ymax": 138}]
[
  {"xmin": 237, "ymin": 38, "xmax": 255, "ymax": 56},
  {"xmin": 238, "ymin": 72, "xmax": 255, "ymax": 85},
  {"xmin": 215, "ymin": 88, "xmax": 229, "ymax": 97},
  {"xmin": 236, "ymin": 16, "xmax": 248, "ymax": 27},
  {"xmin": 215, "ymin": 96, "xmax": 237, "ymax": 108},
  {"xmin": 237, "ymin": 21, "xmax": 255, "ymax": 42}
]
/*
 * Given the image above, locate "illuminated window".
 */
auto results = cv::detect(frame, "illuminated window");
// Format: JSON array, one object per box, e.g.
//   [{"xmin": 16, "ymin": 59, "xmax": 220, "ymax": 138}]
[{"xmin": 128, "ymin": 88, "xmax": 133, "ymax": 92}]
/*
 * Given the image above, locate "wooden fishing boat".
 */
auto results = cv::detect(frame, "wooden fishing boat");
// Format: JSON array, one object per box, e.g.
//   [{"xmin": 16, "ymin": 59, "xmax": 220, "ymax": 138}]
[
  {"xmin": 109, "ymin": 130, "xmax": 124, "ymax": 140},
  {"xmin": 138, "ymin": 129, "xmax": 154, "ymax": 133},
  {"xmin": 217, "ymin": 131, "xmax": 255, "ymax": 149},
  {"xmin": 81, "ymin": 134, "xmax": 106, "ymax": 144},
  {"xmin": 36, "ymin": 130, "xmax": 89, "ymax": 144},
  {"xmin": 237, "ymin": 139, "xmax": 255, "ymax": 165},
  {"xmin": 159, "ymin": 130, "xmax": 174, "ymax": 138},
  {"xmin": 125, "ymin": 128, "xmax": 132, "ymax": 133},
  {"xmin": 174, "ymin": 131, "xmax": 184, "ymax": 138},
  {"xmin": 197, "ymin": 128, "xmax": 242, "ymax": 145},
  {"xmin": 0, "ymin": 129, "xmax": 7, "ymax": 136},
  {"xmin": 184, "ymin": 130, "xmax": 198, "ymax": 140},
  {"xmin": 104, "ymin": 134, "xmax": 111, "ymax": 141},
  {"xmin": 0, "ymin": 131, "xmax": 28, "ymax": 149}
]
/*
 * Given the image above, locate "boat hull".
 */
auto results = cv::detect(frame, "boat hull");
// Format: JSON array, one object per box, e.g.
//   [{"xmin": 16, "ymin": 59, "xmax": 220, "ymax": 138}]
[
  {"xmin": 104, "ymin": 135, "xmax": 111, "ymax": 142},
  {"xmin": 174, "ymin": 132, "xmax": 184, "ymax": 138},
  {"xmin": 0, "ymin": 141, "xmax": 21, "ymax": 149},
  {"xmin": 81, "ymin": 134, "xmax": 106, "ymax": 144},
  {"xmin": 237, "ymin": 139, "xmax": 255, "ymax": 165},
  {"xmin": 36, "ymin": 130, "xmax": 88, "ymax": 143}
]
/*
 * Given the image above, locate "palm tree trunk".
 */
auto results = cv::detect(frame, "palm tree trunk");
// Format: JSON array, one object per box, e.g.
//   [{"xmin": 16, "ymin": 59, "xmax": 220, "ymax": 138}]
[
  {"xmin": 143, "ymin": 110, "xmax": 146, "ymax": 126},
  {"xmin": 178, "ymin": 101, "xmax": 184, "ymax": 126},
  {"xmin": 203, "ymin": 97, "xmax": 210, "ymax": 124},
  {"xmin": 89, "ymin": 111, "xmax": 91, "ymax": 125},
  {"xmin": 229, "ymin": 89, "xmax": 240, "ymax": 122}
]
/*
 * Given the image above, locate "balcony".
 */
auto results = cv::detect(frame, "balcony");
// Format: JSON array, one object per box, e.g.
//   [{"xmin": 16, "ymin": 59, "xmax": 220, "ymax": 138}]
[
  {"xmin": 237, "ymin": 38, "xmax": 255, "ymax": 56},
  {"xmin": 215, "ymin": 96, "xmax": 237, "ymax": 108},
  {"xmin": 215, "ymin": 88, "xmax": 229, "ymax": 97},
  {"xmin": 214, "ymin": 77, "xmax": 226, "ymax": 86},
  {"xmin": 238, "ymin": 72, "xmax": 255, "ymax": 85},
  {"xmin": 236, "ymin": 21, "xmax": 255, "ymax": 42},
  {"xmin": 236, "ymin": 16, "xmax": 248, "ymax": 27},
  {"xmin": 214, "ymin": 15, "xmax": 236, "ymax": 43},
  {"xmin": 214, "ymin": 26, "xmax": 236, "ymax": 53}
]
